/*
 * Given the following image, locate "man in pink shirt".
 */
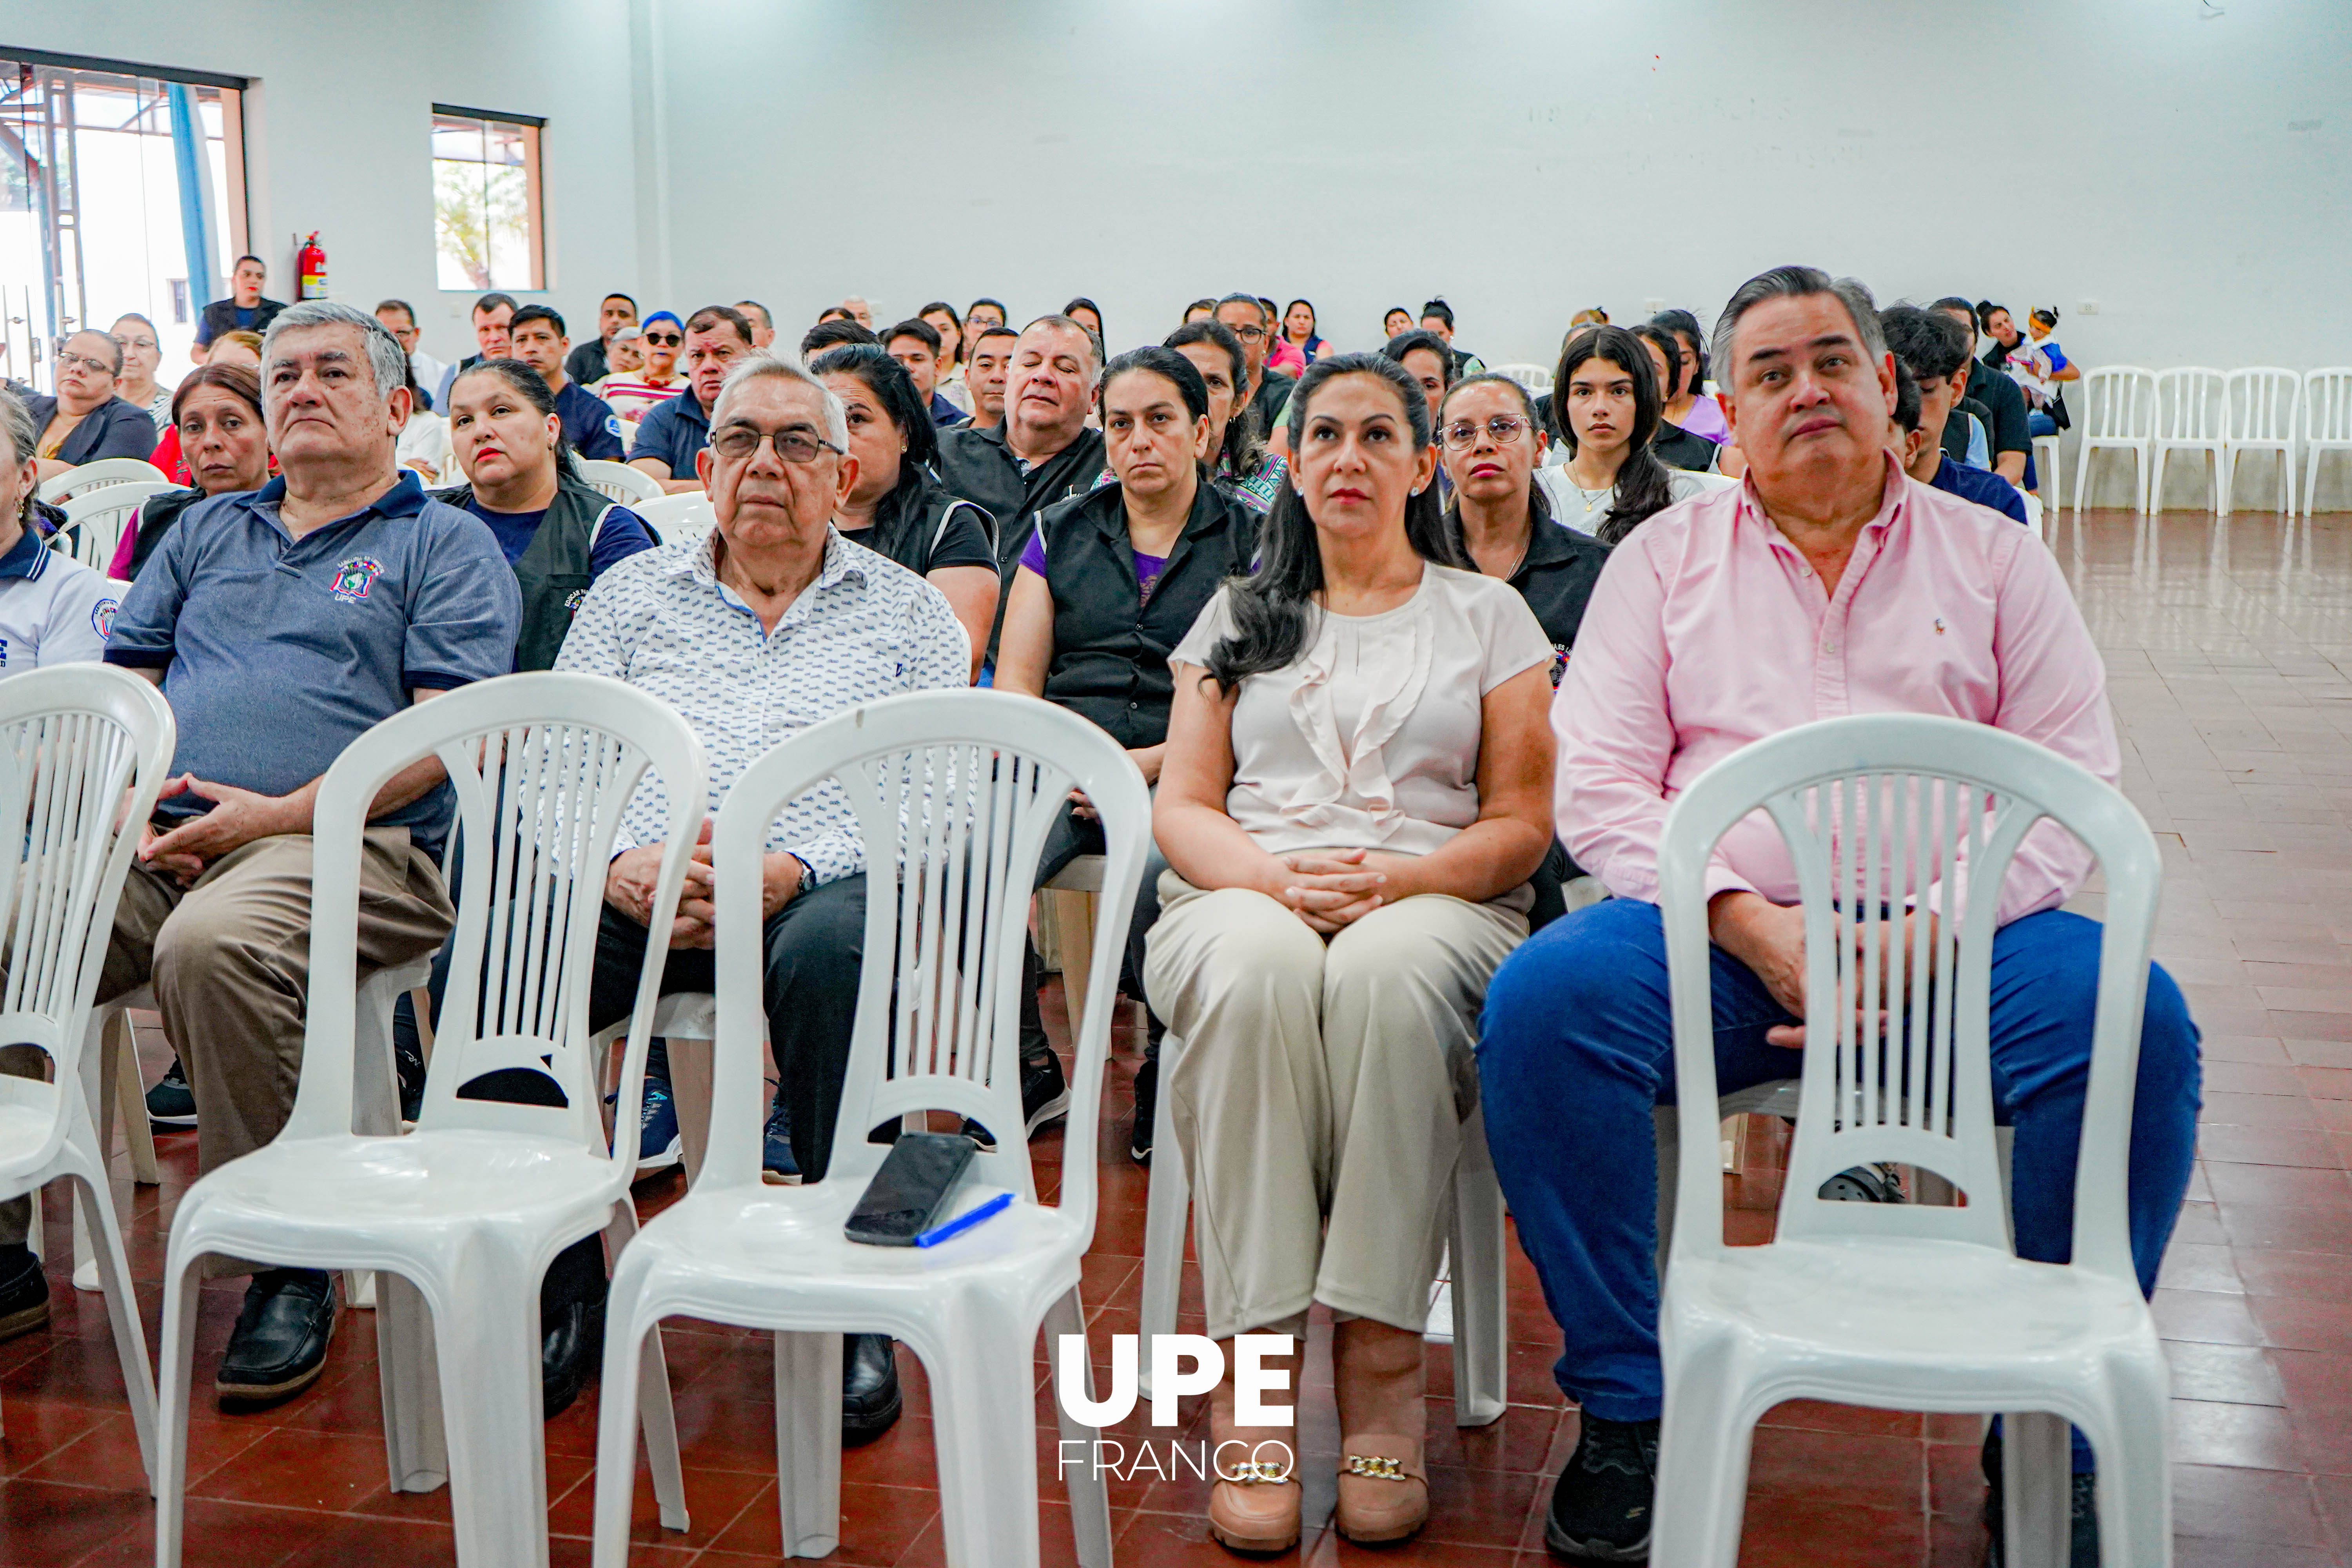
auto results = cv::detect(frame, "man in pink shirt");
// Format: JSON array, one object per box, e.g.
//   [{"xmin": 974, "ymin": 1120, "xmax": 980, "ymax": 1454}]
[{"xmin": 1478, "ymin": 267, "xmax": 2199, "ymax": 1566}]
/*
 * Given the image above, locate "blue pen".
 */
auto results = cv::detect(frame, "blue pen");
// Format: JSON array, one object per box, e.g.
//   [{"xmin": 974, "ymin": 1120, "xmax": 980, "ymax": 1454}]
[{"xmin": 915, "ymin": 1189, "xmax": 1013, "ymax": 1248}]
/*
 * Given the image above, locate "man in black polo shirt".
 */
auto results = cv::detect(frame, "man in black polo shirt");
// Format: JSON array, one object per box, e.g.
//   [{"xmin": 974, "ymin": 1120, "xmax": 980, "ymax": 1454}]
[
  {"xmin": 507, "ymin": 305, "xmax": 624, "ymax": 460},
  {"xmin": 564, "ymin": 292, "xmax": 637, "ymax": 387},
  {"xmin": 934, "ymin": 314, "xmax": 1107, "ymax": 662},
  {"xmin": 627, "ymin": 304, "xmax": 755, "ymax": 494},
  {"xmin": 1213, "ymin": 293, "xmax": 1292, "ymax": 439}
]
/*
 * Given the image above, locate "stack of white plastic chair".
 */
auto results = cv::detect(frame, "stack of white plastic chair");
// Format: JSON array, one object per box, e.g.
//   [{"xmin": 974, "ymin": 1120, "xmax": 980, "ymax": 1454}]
[
  {"xmin": 632, "ymin": 490, "xmax": 716, "ymax": 550},
  {"xmin": 154, "ymin": 671, "xmax": 710, "ymax": 1567},
  {"xmin": 590, "ymin": 690, "xmax": 1149, "ymax": 1568},
  {"xmin": 58, "ymin": 481, "xmax": 172, "ymax": 575},
  {"xmin": 1648, "ymin": 713, "xmax": 2171, "ymax": 1568},
  {"xmin": 2301, "ymin": 368, "xmax": 2352, "ymax": 517},
  {"xmin": 2221, "ymin": 368, "xmax": 2300, "ymax": 517},
  {"xmin": 0, "ymin": 666, "xmax": 174, "ymax": 1483},
  {"xmin": 34, "ymin": 457, "xmax": 169, "ymax": 505},
  {"xmin": 2151, "ymin": 367, "xmax": 2229, "ymax": 513},
  {"xmin": 578, "ymin": 459, "xmax": 665, "ymax": 506},
  {"xmin": 2070, "ymin": 367, "xmax": 2158, "ymax": 513}
]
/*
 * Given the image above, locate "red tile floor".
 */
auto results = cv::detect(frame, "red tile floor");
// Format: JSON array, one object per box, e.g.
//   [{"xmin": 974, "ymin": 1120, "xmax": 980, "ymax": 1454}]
[{"xmin": 5, "ymin": 507, "xmax": 2352, "ymax": 1564}]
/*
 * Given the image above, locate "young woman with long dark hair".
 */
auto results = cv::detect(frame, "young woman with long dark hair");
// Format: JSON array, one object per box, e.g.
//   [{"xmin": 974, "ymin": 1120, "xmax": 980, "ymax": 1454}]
[{"xmin": 1536, "ymin": 327, "xmax": 1717, "ymax": 542}]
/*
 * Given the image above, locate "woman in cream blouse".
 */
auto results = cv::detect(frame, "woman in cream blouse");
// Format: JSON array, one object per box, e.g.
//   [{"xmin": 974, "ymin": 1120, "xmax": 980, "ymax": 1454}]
[{"xmin": 1147, "ymin": 353, "xmax": 1555, "ymax": 1552}]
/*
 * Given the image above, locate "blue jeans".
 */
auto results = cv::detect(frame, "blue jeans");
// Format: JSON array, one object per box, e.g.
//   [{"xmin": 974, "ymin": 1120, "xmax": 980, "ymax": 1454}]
[
  {"xmin": 1477, "ymin": 897, "xmax": 2200, "ymax": 1466},
  {"xmin": 2029, "ymin": 410, "xmax": 2059, "ymax": 438}
]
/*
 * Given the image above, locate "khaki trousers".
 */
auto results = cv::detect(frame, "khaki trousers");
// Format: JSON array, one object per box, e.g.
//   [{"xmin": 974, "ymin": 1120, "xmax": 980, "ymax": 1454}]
[
  {"xmin": 1142, "ymin": 871, "xmax": 1526, "ymax": 1341},
  {"xmin": 0, "ymin": 829, "xmax": 454, "ymax": 1259}
]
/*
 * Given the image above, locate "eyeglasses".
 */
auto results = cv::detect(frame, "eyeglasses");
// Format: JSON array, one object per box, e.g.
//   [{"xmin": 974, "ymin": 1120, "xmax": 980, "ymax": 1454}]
[
  {"xmin": 1441, "ymin": 414, "xmax": 1530, "ymax": 450},
  {"xmin": 113, "ymin": 335, "xmax": 158, "ymax": 352},
  {"xmin": 642, "ymin": 332, "xmax": 681, "ymax": 347},
  {"xmin": 53, "ymin": 350, "xmax": 114, "ymax": 376},
  {"xmin": 708, "ymin": 424, "xmax": 840, "ymax": 464},
  {"xmin": 1225, "ymin": 323, "xmax": 1266, "ymax": 341}
]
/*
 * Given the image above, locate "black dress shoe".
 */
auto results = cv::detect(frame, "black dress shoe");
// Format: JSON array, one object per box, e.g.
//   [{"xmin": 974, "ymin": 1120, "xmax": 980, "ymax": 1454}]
[
  {"xmin": 0, "ymin": 1243, "xmax": 48, "ymax": 1343},
  {"xmin": 842, "ymin": 1333, "xmax": 901, "ymax": 1443},
  {"xmin": 216, "ymin": 1269, "xmax": 336, "ymax": 1409},
  {"xmin": 541, "ymin": 1296, "xmax": 605, "ymax": 1419}
]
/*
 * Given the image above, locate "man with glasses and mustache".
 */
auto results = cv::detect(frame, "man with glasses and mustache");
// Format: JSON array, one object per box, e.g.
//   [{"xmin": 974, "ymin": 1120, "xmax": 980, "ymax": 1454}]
[
  {"xmin": 25, "ymin": 328, "xmax": 163, "ymax": 481},
  {"xmin": 556, "ymin": 349, "xmax": 967, "ymax": 1441},
  {"xmin": 628, "ymin": 304, "xmax": 757, "ymax": 494}
]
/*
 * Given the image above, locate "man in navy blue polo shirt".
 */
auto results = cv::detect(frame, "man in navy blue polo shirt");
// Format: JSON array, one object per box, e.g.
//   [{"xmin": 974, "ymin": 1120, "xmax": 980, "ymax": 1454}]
[
  {"xmin": 98, "ymin": 301, "xmax": 518, "ymax": 1409},
  {"xmin": 507, "ymin": 304, "xmax": 625, "ymax": 461},
  {"xmin": 626, "ymin": 303, "xmax": 754, "ymax": 493},
  {"xmin": 1881, "ymin": 305, "xmax": 2029, "ymax": 526}
]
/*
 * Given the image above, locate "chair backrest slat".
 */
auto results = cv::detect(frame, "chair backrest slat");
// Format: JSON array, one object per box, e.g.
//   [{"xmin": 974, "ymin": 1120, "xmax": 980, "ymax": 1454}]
[
  {"xmin": 2305, "ymin": 369, "xmax": 2352, "ymax": 446},
  {"xmin": 2082, "ymin": 367, "xmax": 2156, "ymax": 441},
  {"xmin": 2155, "ymin": 367, "xmax": 2227, "ymax": 442},
  {"xmin": 1660, "ymin": 714, "xmax": 2161, "ymax": 1287},
  {"xmin": 2225, "ymin": 368, "xmax": 2299, "ymax": 445}
]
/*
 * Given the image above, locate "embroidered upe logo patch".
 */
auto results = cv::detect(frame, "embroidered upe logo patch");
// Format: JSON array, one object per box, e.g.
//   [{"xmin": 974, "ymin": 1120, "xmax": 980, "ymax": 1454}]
[
  {"xmin": 91, "ymin": 599, "xmax": 117, "ymax": 638},
  {"xmin": 330, "ymin": 556, "xmax": 385, "ymax": 603}
]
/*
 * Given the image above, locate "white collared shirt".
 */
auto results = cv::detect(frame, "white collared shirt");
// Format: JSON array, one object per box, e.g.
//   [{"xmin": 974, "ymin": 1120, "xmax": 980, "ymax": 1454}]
[{"xmin": 554, "ymin": 525, "xmax": 970, "ymax": 882}]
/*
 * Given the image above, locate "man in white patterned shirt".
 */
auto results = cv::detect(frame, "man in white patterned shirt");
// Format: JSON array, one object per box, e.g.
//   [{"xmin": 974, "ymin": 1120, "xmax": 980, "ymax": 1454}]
[{"xmin": 555, "ymin": 351, "xmax": 966, "ymax": 1439}]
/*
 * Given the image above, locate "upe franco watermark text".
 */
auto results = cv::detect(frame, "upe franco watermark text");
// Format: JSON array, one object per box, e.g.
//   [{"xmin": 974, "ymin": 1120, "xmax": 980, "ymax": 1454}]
[{"xmin": 1052, "ymin": 1333, "xmax": 1294, "ymax": 1481}]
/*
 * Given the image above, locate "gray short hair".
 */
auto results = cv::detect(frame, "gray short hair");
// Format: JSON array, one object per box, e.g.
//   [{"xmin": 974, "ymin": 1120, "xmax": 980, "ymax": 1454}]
[
  {"xmin": 0, "ymin": 387, "xmax": 36, "ymax": 527},
  {"xmin": 1709, "ymin": 267, "xmax": 1888, "ymax": 396},
  {"xmin": 260, "ymin": 300, "xmax": 409, "ymax": 398},
  {"xmin": 710, "ymin": 350, "xmax": 850, "ymax": 451}
]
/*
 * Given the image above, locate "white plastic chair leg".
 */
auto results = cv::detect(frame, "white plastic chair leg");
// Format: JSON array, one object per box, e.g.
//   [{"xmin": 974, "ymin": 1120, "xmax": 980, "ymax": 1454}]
[
  {"xmin": 605, "ymin": 1204, "xmax": 687, "ymax": 1532},
  {"xmin": 1136, "ymin": 1037, "xmax": 1188, "ymax": 1399},
  {"xmin": 432, "ymin": 1256, "xmax": 552, "ymax": 1567},
  {"xmin": 589, "ymin": 1297, "xmax": 661, "ymax": 1568},
  {"xmin": 667, "ymin": 1035, "xmax": 716, "ymax": 1185},
  {"xmin": 63, "ymin": 1110, "xmax": 157, "ymax": 1486},
  {"xmin": 154, "ymin": 1255, "xmax": 206, "ymax": 1567},
  {"xmin": 2089, "ymin": 1370, "xmax": 2174, "ymax": 1568},
  {"xmin": 95, "ymin": 1007, "xmax": 159, "ymax": 1186},
  {"xmin": 2002, "ymin": 1410, "xmax": 2073, "ymax": 1568},
  {"xmin": 1048, "ymin": 889, "xmax": 1097, "ymax": 1043},
  {"xmin": 1649, "ymin": 1350, "xmax": 1755, "ymax": 1568},
  {"xmin": 70, "ymin": 1038, "xmax": 103, "ymax": 1292},
  {"xmin": 1044, "ymin": 1287, "xmax": 1113, "ymax": 1568},
  {"xmin": 374, "ymin": 1270, "xmax": 448, "ymax": 1492},
  {"xmin": 925, "ymin": 1299, "xmax": 1048, "ymax": 1568},
  {"xmin": 773, "ymin": 1329, "xmax": 844, "ymax": 1557},
  {"xmin": 1448, "ymin": 1112, "xmax": 1508, "ymax": 1428}
]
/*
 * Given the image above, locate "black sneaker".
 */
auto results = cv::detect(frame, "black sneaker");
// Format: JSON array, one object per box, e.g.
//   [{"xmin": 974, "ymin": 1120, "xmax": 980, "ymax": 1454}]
[
  {"xmin": 762, "ymin": 1094, "xmax": 800, "ymax": 1185},
  {"xmin": 0, "ymin": 1243, "xmax": 48, "ymax": 1343},
  {"xmin": 146, "ymin": 1055, "xmax": 197, "ymax": 1129},
  {"xmin": 1544, "ymin": 1414, "xmax": 1658, "ymax": 1562},
  {"xmin": 841, "ymin": 1332, "xmax": 902, "ymax": 1443},
  {"xmin": 1128, "ymin": 1058, "xmax": 1158, "ymax": 1165},
  {"xmin": 1981, "ymin": 1428, "xmax": 2101, "ymax": 1566},
  {"xmin": 1022, "ymin": 1046, "xmax": 1069, "ymax": 1138},
  {"xmin": 216, "ymin": 1268, "xmax": 337, "ymax": 1409},
  {"xmin": 541, "ymin": 1296, "xmax": 605, "ymax": 1419}
]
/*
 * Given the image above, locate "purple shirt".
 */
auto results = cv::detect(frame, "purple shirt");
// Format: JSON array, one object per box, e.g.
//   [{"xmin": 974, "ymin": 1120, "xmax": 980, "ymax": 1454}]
[{"xmin": 1020, "ymin": 524, "xmax": 1169, "ymax": 601}]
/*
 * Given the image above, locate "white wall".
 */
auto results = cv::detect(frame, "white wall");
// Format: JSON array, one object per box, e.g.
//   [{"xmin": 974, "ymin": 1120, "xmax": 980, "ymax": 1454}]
[
  {"xmin": 650, "ymin": 0, "xmax": 2352, "ymax": 379},
  {"xmin": 14, "ymin": 0, "xmax": 650, "ymax": 368}
]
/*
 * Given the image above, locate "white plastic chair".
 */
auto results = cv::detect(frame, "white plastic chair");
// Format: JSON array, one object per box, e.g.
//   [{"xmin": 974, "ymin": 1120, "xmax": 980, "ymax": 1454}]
[
  {"xmin": 1488, "ymin": 362, "xmax": 1553, "ymax": 393},
  {"xmin": 2030, "ymin": 432, "xmax": 2063, "ymax": 510},
  {"xmin": 2221, "ymin": 368, "xmax": 2299, "ymax": 517},
  {"xmin": 2070, "ymin": 367, "xmax": 2157, "ymax": 513},
  {"xmin": 589, "ymin": 690, "xmax": 1149, "ymax": 1568},
  {"xmin": 2300, "ymin": 368, "xmax": 2352, "ymax": 517},
  {"xmin": 1648, "ymin": 713, "xmax": 2170, "ymax": 1568},
  {"xmin": 154, "ymin": 672, "xmax": 710, "ymax": 1568},
  {"xmin": 34, "ymin": 457, "xmax": 169, "ymax": 505},
  {"xmin": 632, "ymin": 490, "xmax": 715, "ymax": 549},
  {"xmin": 56, "ymin": 481, "xmax": 172, "ymax": 574},
  {"xmin": 0, "ymin": 667, "xmax": 174, "ymax": 1482},
  {"xmin": 578, "ymin": 459, "xmax": 665, "ymax": 506},
  {"xmin": 614, "ymin": 417, "xmax": 641, "ymax": 454},
  {"xmin": 2151, "ymin": 367, "xmax": 2228, "ymax": 513}
]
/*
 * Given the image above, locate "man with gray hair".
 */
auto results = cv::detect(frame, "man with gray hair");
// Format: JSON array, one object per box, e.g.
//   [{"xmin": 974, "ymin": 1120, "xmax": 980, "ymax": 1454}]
[
  {"xmin": 556, "ymin": 349, "xmax": 968, "ymax": 1441},
  {"xmin": 86, "ymin": 300, "xmax": 519, "ymax": 1407},
  {"xmin": 1478, "ymin": 267, "xmax": 2201, "ymax": 1564}
]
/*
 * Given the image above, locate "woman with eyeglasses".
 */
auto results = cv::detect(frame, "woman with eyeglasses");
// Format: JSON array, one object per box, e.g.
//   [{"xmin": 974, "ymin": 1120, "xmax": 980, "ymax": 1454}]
[
  {"xmin": 808, "ymin": 344, "xmax": 999, "ymax": 679},
  {"xmin": 25, "ymin": 328, "xmax": 158, "ymax": 482},
  {"xmin": 1536, "ymin": 327, "xmax": 1718, "ymax": 539},
  {"xmin": 109, "ymin": 313, "xmax": 172, "ymax": 432},
  {"xmin": 1166, "ymin": 318, "xmax": 1288, "ymax": 517},
  {"xmin": 590, "ymin": 310, "xmax": 686, "ymax": 421},
  {"xmin": 1146, "ymin": 354, "xmax": 1554, "ymax": 1551}
]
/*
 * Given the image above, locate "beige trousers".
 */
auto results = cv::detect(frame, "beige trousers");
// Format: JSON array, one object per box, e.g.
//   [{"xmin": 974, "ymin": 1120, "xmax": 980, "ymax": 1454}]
[
  {"xmin": 0, "ymin": 829, "xmax": 454, "ymax": 1257},
  {"xmin": 1142, "ymin": 871, "xmax": 1526, "ymax": 1341}
]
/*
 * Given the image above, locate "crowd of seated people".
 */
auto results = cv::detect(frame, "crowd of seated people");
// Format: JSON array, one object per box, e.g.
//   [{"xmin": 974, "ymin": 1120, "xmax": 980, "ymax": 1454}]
[{"xmin": 0, "ymin": 262, "xmax": 2187, "ymax": 1568}]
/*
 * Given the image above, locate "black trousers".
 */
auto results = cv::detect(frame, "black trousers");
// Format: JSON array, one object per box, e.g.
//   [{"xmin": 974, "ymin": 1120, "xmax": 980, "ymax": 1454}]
[{"xmin": 588, "ymin": 874, "xmax": 867, "ymax": 1182}]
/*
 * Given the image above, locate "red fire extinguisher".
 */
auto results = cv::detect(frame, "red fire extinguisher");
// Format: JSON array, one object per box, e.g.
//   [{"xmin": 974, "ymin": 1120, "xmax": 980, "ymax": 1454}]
[{"xmin": 296, "ymin": 233, "xmax": 327, "ymax": 300}]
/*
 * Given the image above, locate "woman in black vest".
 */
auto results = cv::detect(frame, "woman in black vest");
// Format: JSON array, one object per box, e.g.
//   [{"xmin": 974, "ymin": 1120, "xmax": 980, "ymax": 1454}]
[
  {"xmin": 441, "ymin": 359, "xmax": 658, "ymax": 671},
  {"xmin": 109, "ymin": 362, "xmax": 272, "ymax": 581},
  {"xmin": 995, "ymin": 346, "xmax": 1259, "ymax": 1161},
  {"xmin": 807, "ymin": 343, "xmax": 999, "ymax": 680}
]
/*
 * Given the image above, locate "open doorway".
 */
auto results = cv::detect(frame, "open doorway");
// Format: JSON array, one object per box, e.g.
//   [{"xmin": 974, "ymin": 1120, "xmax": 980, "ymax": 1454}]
[{"xmin": 0, "ymin": 51, "xmax": 247, "ymax": 393}]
